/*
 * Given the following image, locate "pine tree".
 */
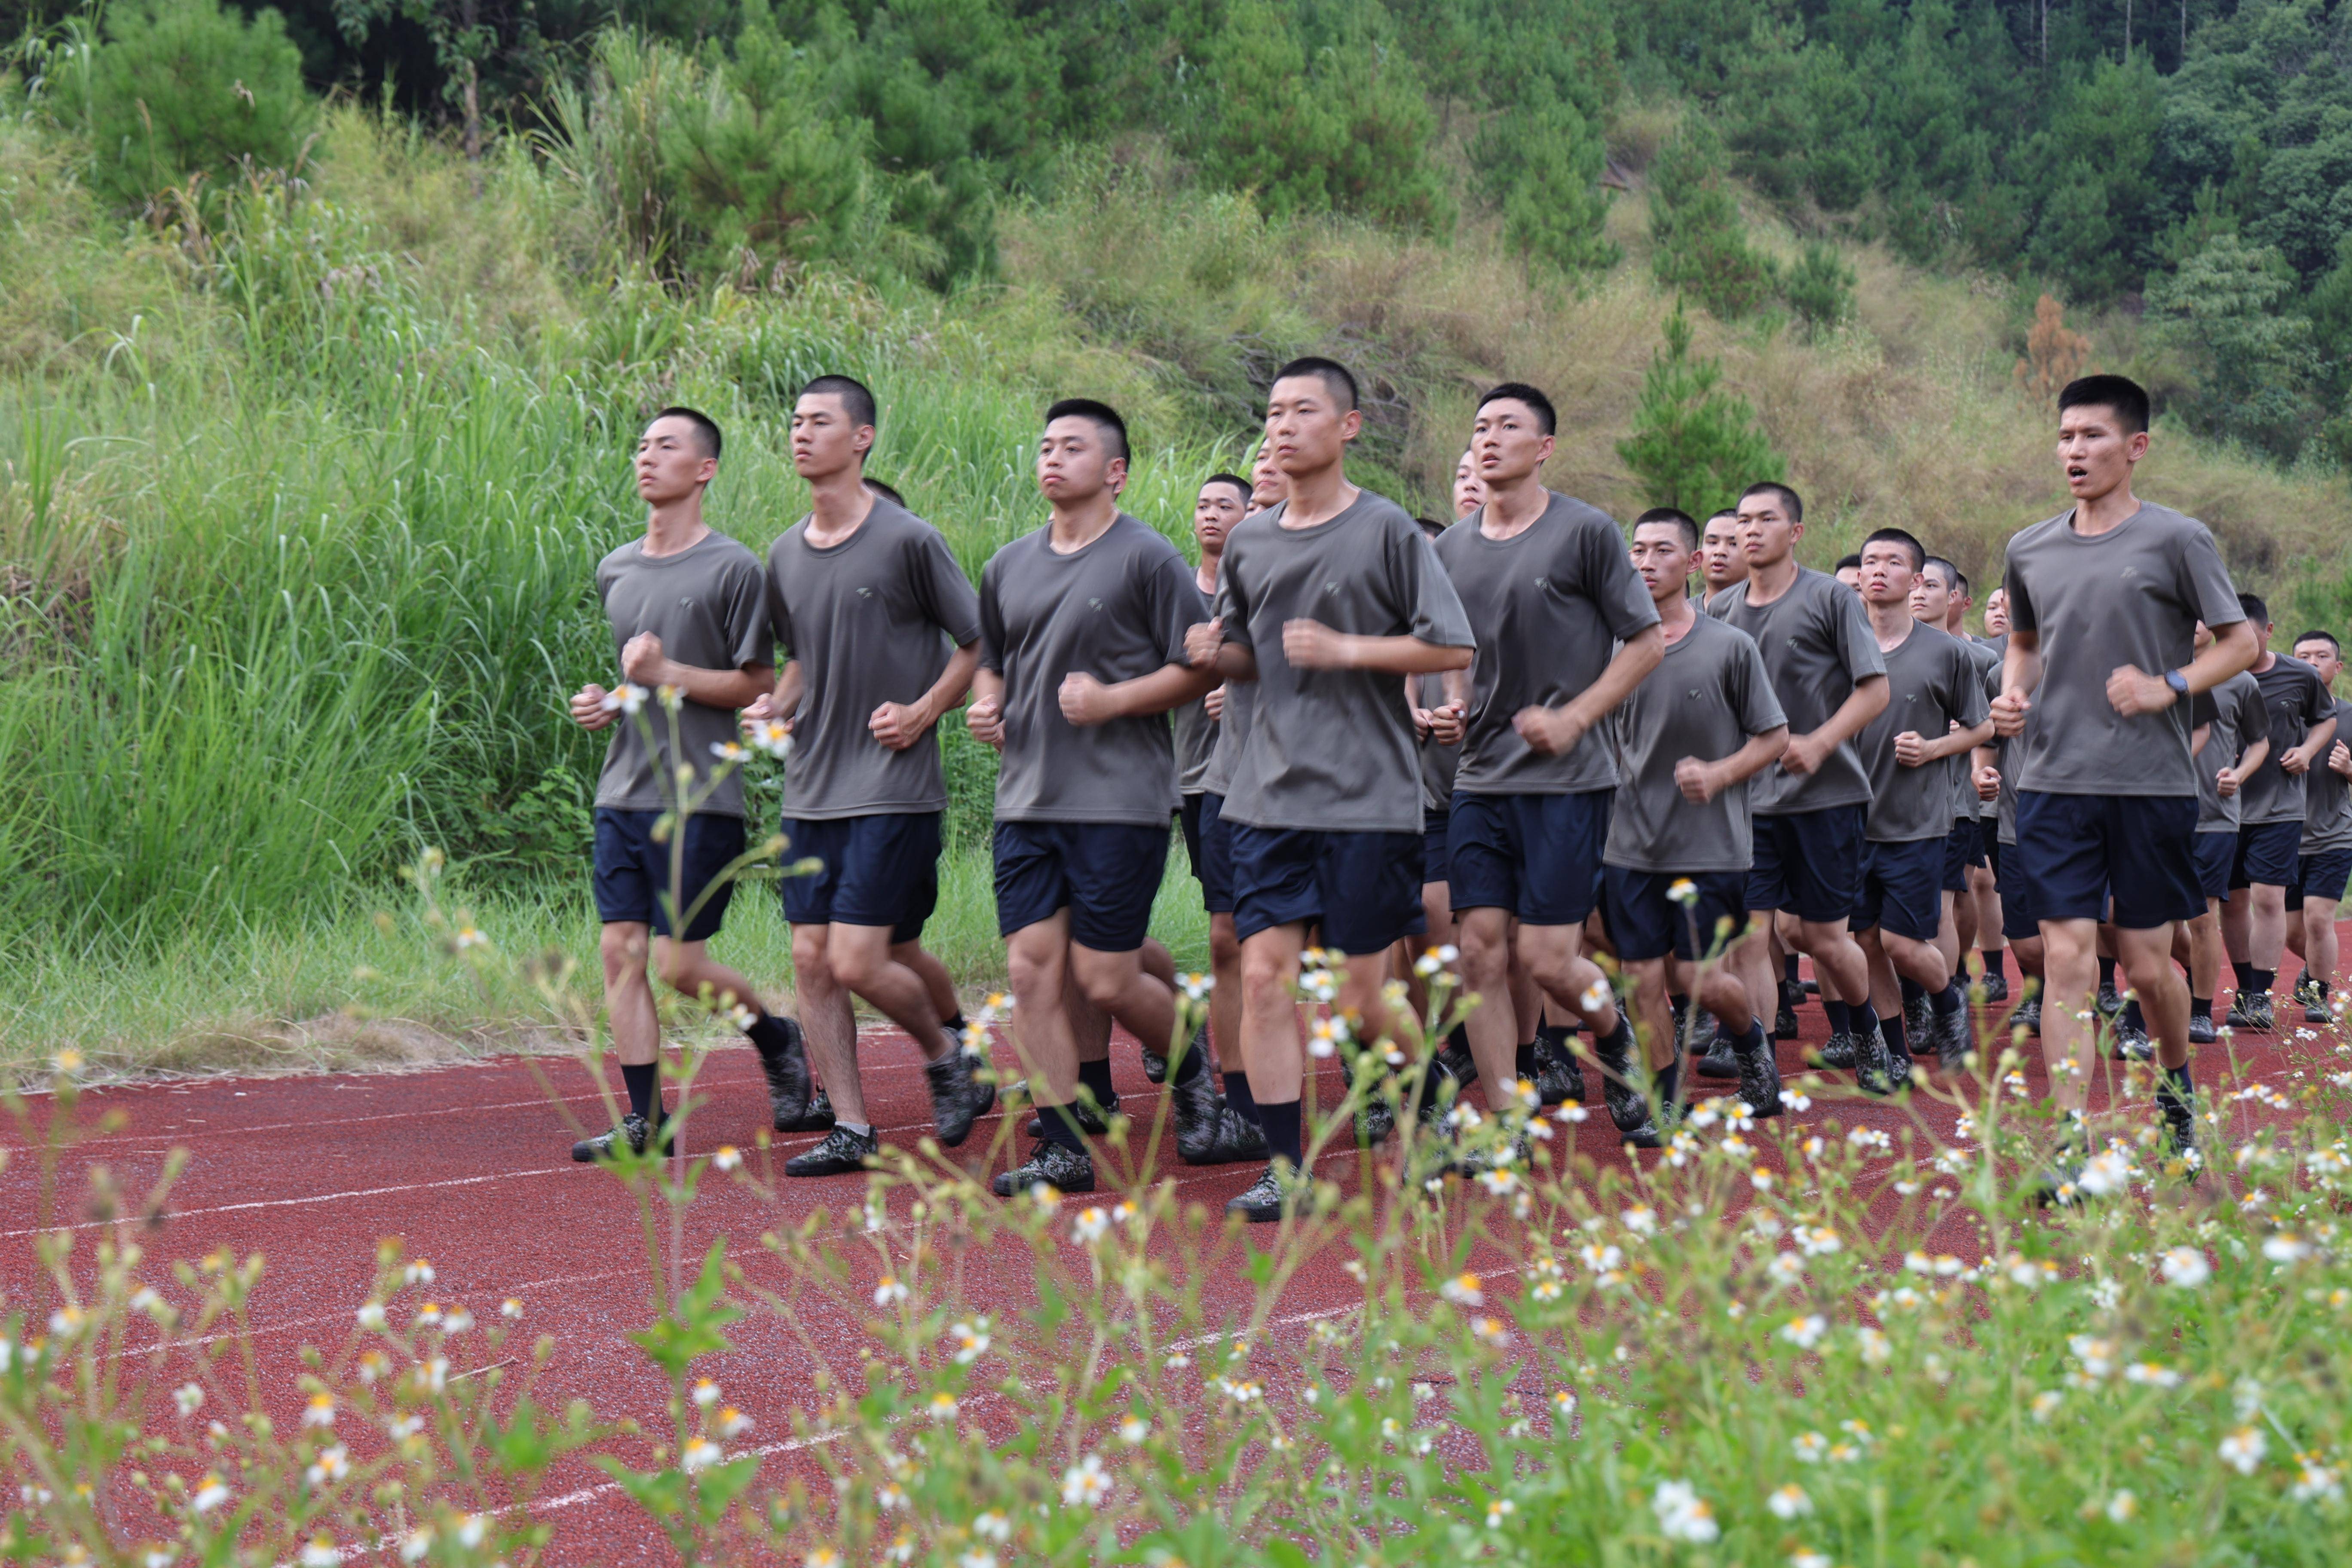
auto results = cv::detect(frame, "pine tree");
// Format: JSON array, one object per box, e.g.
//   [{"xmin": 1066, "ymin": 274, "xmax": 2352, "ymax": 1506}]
[{"xmin": 1615, "ymin": 302, "xmax": 1787, "ymax": 521}]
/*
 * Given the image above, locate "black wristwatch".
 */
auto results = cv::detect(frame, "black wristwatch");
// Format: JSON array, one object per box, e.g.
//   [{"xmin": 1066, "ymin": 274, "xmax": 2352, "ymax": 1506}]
[{"xmin": 2165, "ymin": 668, "xmax": 2190, "ymax": 698}]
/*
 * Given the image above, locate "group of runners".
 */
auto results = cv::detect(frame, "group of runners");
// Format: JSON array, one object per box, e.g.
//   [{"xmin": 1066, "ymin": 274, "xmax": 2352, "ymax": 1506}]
[{"xmin": 570, "ymin": 360, "xmax": 2349, "ymax": 1215}]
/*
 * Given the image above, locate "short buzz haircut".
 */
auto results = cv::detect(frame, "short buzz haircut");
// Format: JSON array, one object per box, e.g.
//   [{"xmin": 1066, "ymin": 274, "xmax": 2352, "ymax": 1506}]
[
  {"xmin": 1044, "ymin": 398, "xmax": 1129, "ymax": 462},
  {"xmin": 1862, "ymin": 527, "xmax": 1925, "ymax": 574},
  {"xmin": 1706, "ymin": 508, "xmax": 1740, "ymax": 524},
  {"xmin": 800, "ymin": 374, "xmax": 877, "ymax": 431},
  {"xmin": 1740, "ymin": 480, "xmax": 1803, "ymax": 523},
  {"xmin": 1834, "ymin": 553, "xmax": 1862, "ymax": 573},
  {"xmin": 1202, "ymin": 472, "xmax": 1250, "ymax": 505},
  {"xmin": 1633, "ymin": 506, "xmax": 1700, "ymax": 551},
  {"xmin": 1923, "ymin": 556, "xmax": 1967, "ymax": 597},
  {"xmin": 864, "ymin": 478, "xmax": 906, "ymax": 507},
  {"xmin": 1478, "ymin": 381, "xmax": 1557, "ymax": 437},
  {"xmin": 1272, "ymin": 355, "xmax": 1359, "ymax": 412},
  {"xmin": 2240, "ymin": 591, "xmax": 2270, "ymax": 629},
  {"xmin": 650, "ymin": 406, "xmax": 721, "ymax": 460},
  {"xmin": 2058, "ymin": 373, "xmax": 2151, "ymax": 437},
  {"xmin": 2294, "ymin": 629, "xmax": 2340, "ymax": 655}
]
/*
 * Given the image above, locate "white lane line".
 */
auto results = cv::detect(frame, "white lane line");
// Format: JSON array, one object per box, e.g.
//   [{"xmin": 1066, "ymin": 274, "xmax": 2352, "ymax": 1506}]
[{"xmin": 0, "ymin": 1167, "xmax": 579, "ymax": 1239}]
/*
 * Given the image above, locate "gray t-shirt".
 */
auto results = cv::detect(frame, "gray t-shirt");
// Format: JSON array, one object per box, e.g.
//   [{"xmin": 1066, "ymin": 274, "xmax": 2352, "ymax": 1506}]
[
  {"xmin": 977, "ymin": 514, "xmax": 1204, "ymax": 827},
  {"xmin": 2192, "ymin": 672, "xmax": 2265, "ymax": 834},
  {"xmin": 2000, "ymin": 502, "xmax": 2245, "ymax": 798},
  {"xmin": 594, "ymin": 530, "xmax": 772, "ymax": 819},
  {"xmin": 765, "ymin": 499, "xmax": 983, "ymax": 820},
  {"xmin": 1415, "ymin": 671, "xmax": 1460, "ymax": 816},
  {"xmin": 1434, "ymin": 493, "xmax": 1659, "ymax": 795},
  {"xmin": 1991, "ymin": 655, "xmax": 2022, "ymax": 846},
  {"xmin": 1949, "ymin": 635, "xmax": 2003, "ymax": 822},
  {"xmin": 1604, "ymin": 615, "xmax": 1786, "ymax": 873},
  {"xmin": 2303, "ymin": 696, "xmax": 2352, "ymax": 854},
  {"xmin": 1199, "ymin": 676, "xmax": 1253, "ymax": 799},
  {"xmin": 1215, "ymin": 492, "xmax": 1477, "ymax": 833},
  {"xmin": 1707, "ymin": 569, "xmax": 1885, "ymax": 815},
  {"xmin": 2241, "ymin": 654, "xmax": 2336, "ymax": 826},
  {"xmin": 1972, "ymin": 634, "xmax": 2007, "ymax": 817},
  {"xmin": 1857, "ymin": 622, "xmax": 1991, "ymax": 844},
  {"xmin": 1173, "ymin": 691, "xmax": 1218, "ymax": 797}
]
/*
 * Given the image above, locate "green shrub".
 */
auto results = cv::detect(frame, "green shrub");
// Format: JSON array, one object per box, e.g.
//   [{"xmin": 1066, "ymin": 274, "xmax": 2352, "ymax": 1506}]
[
  {"xmin": 1472, "ymin": 88, "xmax": 1619, "ymax": 278},
  {"xmin": 1782, "ymin": 240, "xmax": 1856, "ymax": 338},
  {"xmin": 83, "ymin": 0, "xmax": 314, "ymax": 213},
  {"xmin": 2148, "ymin": 233, "xmax": 2324, "ymax": 465},
  {"xmin": 1616, "ymin": 300, "xmax": 1785, "ymax": 521},
  {"xmin": 1648, "ymin": 119, "xmax": 1776, "ymax": 318}
]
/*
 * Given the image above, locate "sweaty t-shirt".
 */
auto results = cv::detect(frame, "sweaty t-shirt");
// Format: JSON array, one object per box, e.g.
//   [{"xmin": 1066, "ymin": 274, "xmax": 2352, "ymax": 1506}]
[
  {"xmin": 1415, "ymin": 671, "xmax": 1460, "ymax": 815},
  {"xmin": 594, "ymin": 530, "xmax": 772, "ymax": 819},
  {"xmin": 1856, "ymin": 622, "xmax": 1990, "ymax": 844},
  {"xmin": 2240, "ymin": 654, "xmax": 2337, "ymax": 826},
  {"xmin": 1215, "ymin": 491, "xmax": 1477, "ymax": 834},
  {"xmin": 1707, "ymin": 568, "xmax": 1885, "ymax": 815},
  {"xmin": 1434, "ymin": 493, "xmax": 1659, "ymax": 795},
  {"xmin": 978, "ymin": 513, "xmax": 1204, "ymax": 826},
  {"xmin": 766, "ymin": 499, "xmax": 983, "ymax": 820},
  {"xmin": 2192, "ymin": 672, "xmax": 2265, "ymax": 834},
  {"xmin": 2303, "ymin": 696, "xmax": 2352, "ymax": 854},
  {"xmin": 1949, "ymin": 635, "xmax": 2003, "ymax": 823},
  {"xmin": 1604, "ymin": 614, "xmax": 1785, "ymax": 874},
  {"xmin": 2000, "ymin": 502, "xmax": 2244, "ymax": 798}
]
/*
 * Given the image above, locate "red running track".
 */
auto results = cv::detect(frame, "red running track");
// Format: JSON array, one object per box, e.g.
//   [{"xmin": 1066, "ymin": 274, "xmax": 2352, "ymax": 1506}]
[{"xmin": 1, "ymin": 945, "xmax": 2332, "ymax": 1563}]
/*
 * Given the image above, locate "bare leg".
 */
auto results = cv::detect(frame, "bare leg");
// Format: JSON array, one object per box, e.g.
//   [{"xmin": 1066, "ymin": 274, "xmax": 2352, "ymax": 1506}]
[
  {"xmin": 1934, "ymin": 891, "xmax": 1962, "ymax": 977},
  {"xmin": 1240, "ymin": 923, "xmax": 1311, "ymax": 1105},
  {"xmin": 1456, "ymin": 906, "xmax": 1521, "ymax": 1109},
  {"xmin": 1005, "ymin": 915, "xmax": 1080, "ymax": 1112},
  {"xmin": 2116, "ymin": 922, "xmax": 2191, "ymax": 1070},
  {"xmin": 2038, "ymin": 917, "xmax": 2100, "ymax": 1116},
  {"xmin": 2251, "ymin": 882, "xmax": 2289, "ymax": 974},
  {"xmin": 1626, "ymin": 957, "xmax": 1676, "ymax": 1073},
  {"xmin": 1792, "ymin": 918, "xmax": 1871, "ymax": 1010},
  {"xmin": 1069, "ymin": 944, "xmax": 1179, "ymax": 1061},
  {"xmin": 1732, "ymin": 914, "xmax": 1781, "ymax": 1033},
  {"xmin": 1516, "ymin": 922, "xmax": 1624, "ymax": 1036},
  {"xmin": 1970, "ymin": 861, "xmax": 2004, "ymax": 971},
  {"xmin": 790, "ymin": 924, "xmax": 869, "ymax": 1126},
  {"xmin": 894, "ymin": 940, "xmax": 963, "ymax": 1026},
  {"xmin": 2304, "ymin": 896, "xmax": 2342, "ymax": 1003},
  {"xmin": 600, "ymin": 922, "xmax": 660, "ymax": 1068},
  {"xmin": 829, "ymin": 924, "xmax": 950, "ymax": 1060},
  {"xmin": 1209, "ymin": 913, "xmax": 1245, "ymax": 1072},
  {"xmin": 2221, "ymin": 885, "xmax": 2252, "ymax": 968}
]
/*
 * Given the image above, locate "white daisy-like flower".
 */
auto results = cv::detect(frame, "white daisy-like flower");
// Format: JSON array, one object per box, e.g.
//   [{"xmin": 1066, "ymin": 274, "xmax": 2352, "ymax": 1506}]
[
  {"xmin": 188, "ymin": 1475, "xmax": 230, "ymax": 1515},
  {"xmin": 1441, "ymin": 1271, "xmax": 1484, "ymax": 1306},
  {"xmin": 2264, "ymin": 1233, "xmax": 2315, "ymax": 1264},
  {"xmin": 2104, "ymin": 1490, "xmax": 2138, "ymax": 1523},
  {"xmin": 299, "ymin": 1537, "xmax": 340, "ymax": 1567},
  {"xmin": 680, "ymin": 1437, "xmax": 724, "ymax": 1473},
  {"xmin": 873, "ymin": 1275, "xmax": 909, "ymax": 1307},
  {"xmin": 304, "ymin": 1446, "xmax": 349, "ymax": 1488},
  {"xmin": 1072, "ymin": 1207, "xmax": 1111, "ymax": 1244},
  {"xmin": 1061, "ymin": 1454, "xmax": 1112, "ymax": 1507},
  {"xmin": 1485, "ymin": 1497, "xmax": 1516, "ymax": 1528},
  {"xmin": 399, "ymin": 1528, "xmax": 433, "ymax": 1564},
  {"xmin": 1792, "ymin": 1431, "xmax": 1827, "ymax": 1463},
  {"xmin": 1652, "ymin": 1479, "xmax": 1718, "ymax": 1543},
  {"xmin": 949, "ymin": 1318, "xmax": 989, "ymax": 1363},
  {"xmin": 2159, "ymin": 1247, "xmax": 2210, "ymax": 1288},
  {"xmin": 2292, "ymin": 1455, "xmax": 2342, "ymax": 1502},
  {"xmin": 302, "ymin": 1393, "xmax": 336, "ymax": 1428},
  {"xmin": 1768, "ymin": 1482, "xmax": 1813, "ymax": 1519},
  {"xmin": 1779, "ymin": 1314, "xmax": 1828, "ymax": 1350},
  {"xmin": 173, "ymin": 1383, "xmax": 205, "ymax": 1417},
  {"xmin": 1119, "ymin": 1415, "xmax": 1149, "ymax": 1444},
  {"xmin": 2124, "ymin": 1361, "xmax": 2182, "ymax": 1390},
  {"xmin": 2219, "ymin": 1425, "xmax": 2267, "ymax": 1475}
]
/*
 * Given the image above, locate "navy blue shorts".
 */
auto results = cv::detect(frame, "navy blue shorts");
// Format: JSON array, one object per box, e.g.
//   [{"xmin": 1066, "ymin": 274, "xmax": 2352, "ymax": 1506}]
[
  {"xmin": 1194, "ymin": 792, "xmax": 1235, "ymax": 915},
  {"xmin": 992, "ymin": 820, "xmax": 1169, "ymax": 951},
  {"xmin": 593, "ymin": 807, "xmax": 744, "ymax": 941},
  {"xmin": 1982, "ymin": 821, "xmax": 2002, "ymax": 882},
  {"xmin": 1229, "ymin": 824, "xmax": 1424, "ymax": 955},
  {"xmin": 1856, "ymin": 836, "xmax": 1945, "ymax": 942},
  {"xmin": 2192, "ymin": 831, "xmax": 2235, "ymax": 902},
  {"xmin": 1602, "ymin": 867, "xmax": 1750, "ymax": 963},
  {"xmin": 779, "ymin": 811, "xmax": 940, "ymax": 940},
  {"xmin": 2015, "ymin": 790, "xmax": 2200, "ymax": 930},
  {"xmin": 1746, "ymin": 805, "xmax": 1866, "ymax": 925},
  {"xmin": 1179, "ymin": 794, "xmax": 1207, "ymax": 882},
  {"xmin": 1447, "ymin": 790, "xmax": 1609, "ymax": 926},
  {"xmin": 2233, "ymin": 819, "xmax": 2303, "ymax": 891},
  {"xmin": 1995, "ymin": 835, "xmax": 2038, "ymax": 942},
  {"xmin": 2287, "ymin": 848, "xmax": 2352, "ymax": 911},
  {"xmin": 1422, "ymin": 808, "xmax": 1452, "ymax": 887},
  {"xmin": 1942, "ymin": 818, "xmax": 1982, "ymax": 893}
]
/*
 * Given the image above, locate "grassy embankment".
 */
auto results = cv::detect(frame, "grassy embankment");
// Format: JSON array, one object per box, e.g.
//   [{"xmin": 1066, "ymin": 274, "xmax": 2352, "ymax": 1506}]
[{"xmin": 0, "ymin": 107, "xmax": 2341, "ymax": 1076}]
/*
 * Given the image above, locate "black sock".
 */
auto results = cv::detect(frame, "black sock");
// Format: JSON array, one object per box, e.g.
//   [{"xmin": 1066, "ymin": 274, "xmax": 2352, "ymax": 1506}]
[
  {"xmin": 1169, "ymin": 1036, "xmax": 1208, "ymax": 1084},
  {"xmin": 621, "ymin": 1061, "xmax": 661, "ymax": 1122},
  {"xmin": 1931, "ymin": 982, "xmax": 1964, "ymax": 1016},
  {"xmin": 1040, "ymin": 1105, "xmax": 1088, "ymax": 1152},
  {"xmin": 1223, "ymin": 1071, "xmax": 1259, "ymax": 1126},
  {"xmin": 1980, "ymin": 948, "xmax": 2005, "ymax": 978},
  {"xmin": 1882, "ymin": 1012, "xmax": 1907, "ymax": 1060},
  {"xmin": 2120, "ymin": 997, "xmax": 2145, "ymax": 1032},
  {"xmin": 1654, "ymin": 1060, "xmax": 1680, "ymax": 1109},
  {"xmin": 2191, "ymin": 994, "xmax": 2213, "ymax": 1021},
  {"xmin": 1740, "ymin": 1020, "xmax": 1768, "ymax": 1055},
  {"xmin": 2252, "ymin": 967, "xmax": 2275, "ymax": 998},
  {"xmin": 1853, "ymin": 1002, "xmax": 1880, "ymax": 1039},
  {"xmin": 1536, "ymin": 1020, "xmax": 1572, "ymax": 1051},
  {"xmin": 1783, "ymin": 954, "xmax": 1803, "ymax": 986},
  {"xmin": 1078, "ymin": 1057, "xmax": 1118, "ymax": 1108},
  {"xmin": 1824, "ymin": 999, "xmax": 1852, "ymax": 1034},
  {"xmin": 1515, "ymin": 1040, "xmax": 1540, "ymax": 1081},
  {"xmin": 1257, "ymin": 1098, "xmax": 1303, "ymax": 1167},
  {"xmin": 2233, "ymin": 960, "xmax": 2257, "ymax": 994},
  {"xmin": 1669, "ymin": 992, "xmax": 1690, "ymax": 1013},
  {"xmin": 2098, "ymin": 957, "xmax": 2116, "ymax": 992},
  {"xmin": 1900, "ymin": 977, "xmax": 1926, "ymax": 1008},
  {"xmin": 2158, "ymin": 1062, "xmax": 2195, "ymax": 1116},
  {"xmin": 1446, "ymin": 1022, "xmax": 1473, "ymax": 1055},
  {"xmin": 744, "ymin": 1011, "xmax": 795, "ymax": 1061},
  {"xmin": 943, "ymin": 1011, "xmax": 968, "ymax": 1040}
]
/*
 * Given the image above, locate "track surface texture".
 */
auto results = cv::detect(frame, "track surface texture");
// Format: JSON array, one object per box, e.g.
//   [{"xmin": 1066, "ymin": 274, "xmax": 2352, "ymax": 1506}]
[{"xmin": 4, "ymin": 940, "xmax": 2333, "ymax": 1563}]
